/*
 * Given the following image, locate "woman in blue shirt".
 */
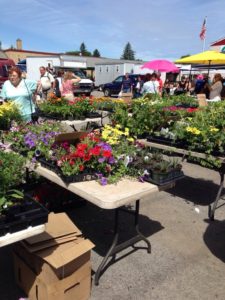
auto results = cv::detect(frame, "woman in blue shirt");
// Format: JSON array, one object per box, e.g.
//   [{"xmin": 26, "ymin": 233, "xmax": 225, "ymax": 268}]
[{"xmin": 0, "ymin": 66, "xmax": 37, "ymax": 121}]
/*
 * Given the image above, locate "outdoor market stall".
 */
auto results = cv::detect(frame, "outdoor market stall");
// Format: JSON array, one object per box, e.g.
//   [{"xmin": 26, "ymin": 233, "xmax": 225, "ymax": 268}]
[
  {"xmin": 140, "ymin": 139, "xmax": 225, "ymax": 220},
  {"xmin": 35, "ymin": 164, "xmax": 173, "ymax": 285}
]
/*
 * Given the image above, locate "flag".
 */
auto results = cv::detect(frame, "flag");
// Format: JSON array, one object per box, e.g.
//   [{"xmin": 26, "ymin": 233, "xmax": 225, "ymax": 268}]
[{"xmin": 199, "ymin": 18, "xmax": 206, "ymax": 40}]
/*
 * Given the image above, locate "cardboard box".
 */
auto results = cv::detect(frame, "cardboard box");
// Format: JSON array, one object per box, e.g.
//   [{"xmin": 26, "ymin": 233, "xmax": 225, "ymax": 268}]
[
  {"xmin": 197, "ymin": 94, "xmax": 208, "ymax": 106},
  {"xmin": 13, "ymin": 212, "xmax": 95, "ymax": 300},
  {"xmin": 13, "ymin": 252, "xmax": 91, "ymax": 300}
]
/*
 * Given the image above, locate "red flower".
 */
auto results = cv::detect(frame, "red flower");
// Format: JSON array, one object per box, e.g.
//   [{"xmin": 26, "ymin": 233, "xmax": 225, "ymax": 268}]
[
  {"xmin": 75, "ymin": 150, "xmax": 85, "ymax": 158},
  {"xmin": 77, "ymin": 143, "xmax": 88, "ymax": 151},
  {"xmin": 187, "ymin": 108, "xmax": 198, "ymax": 113},
  {"xmin": 79, "ymin": 165, "xmax": 84, "ymax": 171},
  {"xmin": 89, "ymin": 146, "xmax": 101, "ymax": 156},
  {"xmin": 84, "ymin": 154, "xmax": 91, "ymax": 161},
  {"xmin": 102, "ymin": 150, "xmax": 112, "ymax": 157}
]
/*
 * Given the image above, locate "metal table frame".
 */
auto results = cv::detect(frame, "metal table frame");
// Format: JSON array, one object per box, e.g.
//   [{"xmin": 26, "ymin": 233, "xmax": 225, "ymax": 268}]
[
  {"xmin": 140, "ymin": 140, "xmax": 225, "ymax": 220},
  {"xmin": 35, "ymin": 165, "xmax": 169, "ymax": 284},
  {"xmin": 94, "ymin": 199, "xmax": 151, "ymax": 285}
]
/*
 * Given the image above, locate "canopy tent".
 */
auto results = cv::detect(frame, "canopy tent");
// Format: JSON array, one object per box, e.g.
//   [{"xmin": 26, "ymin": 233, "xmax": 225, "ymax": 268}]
[
  {"xmin": 175, "ymin": 51, "xmax": 225, "ymax": 65},
  {"xmin": 141, "ymin": 59, "xmax": 179, "ymax": 73},
  {"xmin": 175, "ymin": 51, "xmax": 225, "ymax": 76}
]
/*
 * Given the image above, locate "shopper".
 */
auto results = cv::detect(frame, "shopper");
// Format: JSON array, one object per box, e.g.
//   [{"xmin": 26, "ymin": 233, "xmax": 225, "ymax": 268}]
[
  {"xmin": 60, "ymin": 71, "xmax": 81, "ymax": 101},
  {"xmin": 39, "ymin": 66, "xmax": 55, "ymax": 100},
  {"xmin": 0, "ymin": 66, "xmax": 37, "ymax": 121}
]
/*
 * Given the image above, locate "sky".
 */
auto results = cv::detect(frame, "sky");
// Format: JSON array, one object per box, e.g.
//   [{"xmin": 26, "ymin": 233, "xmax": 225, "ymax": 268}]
[{"xmin": 1, "ymin": 0, "xmax": 225, "ymax": 61}]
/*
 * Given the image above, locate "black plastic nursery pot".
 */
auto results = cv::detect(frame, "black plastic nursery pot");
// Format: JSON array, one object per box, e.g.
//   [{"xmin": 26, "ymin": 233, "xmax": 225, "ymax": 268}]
[
  {"xmin": 144, "ymin": 169, "xmax": 184, "ymax": 186},
  {"xmin": 85, "ymin": 111, "xmax": 102, "ymax": 118},
  {"xmin": 146, "ymin": 135, "xmax": 187, "ymax": 149}
]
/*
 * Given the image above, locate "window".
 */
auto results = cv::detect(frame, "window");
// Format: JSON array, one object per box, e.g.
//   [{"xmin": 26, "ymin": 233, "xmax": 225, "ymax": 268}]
[{"xmin": 114, "ymin": 76, "xmax": 123, "ymax": 83}]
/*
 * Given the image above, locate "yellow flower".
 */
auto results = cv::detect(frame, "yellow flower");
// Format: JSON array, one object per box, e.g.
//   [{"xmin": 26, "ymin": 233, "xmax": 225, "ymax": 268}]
[
  {"xmin": 210, "ymin": 127, "xmax": 219, "ymax": 132},
  {"xmin": 186, "ymin": 126, "xmax": 201, "ymax": 135}
]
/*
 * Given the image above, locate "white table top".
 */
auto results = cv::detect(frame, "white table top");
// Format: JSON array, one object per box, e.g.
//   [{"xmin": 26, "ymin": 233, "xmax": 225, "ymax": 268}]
[
  {"xmin": 0, "ymin": 224, "xmax": 45, "ymax": 248},
  {"xmin": 36, "ymin": 165, "xmax": 168, "ymax": 209}
]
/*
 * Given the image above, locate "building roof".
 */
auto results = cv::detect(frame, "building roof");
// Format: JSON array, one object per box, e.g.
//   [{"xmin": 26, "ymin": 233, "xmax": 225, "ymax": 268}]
[
  {"xmin": 3, "ymin": 48, "xmax": 60, "ymax": 56},
  {"xmin": 0, "ymin": 50, "xmax": 7, "ymax": 59},
  {"xmin": 210, "ymin": 37, "xmax": 225, "ymax": 46}
]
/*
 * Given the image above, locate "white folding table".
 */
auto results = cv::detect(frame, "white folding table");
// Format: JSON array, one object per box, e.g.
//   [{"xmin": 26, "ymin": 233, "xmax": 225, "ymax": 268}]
[{"xmin": 36, "ymin": 165, "xmax": 172, "ymax": 284}]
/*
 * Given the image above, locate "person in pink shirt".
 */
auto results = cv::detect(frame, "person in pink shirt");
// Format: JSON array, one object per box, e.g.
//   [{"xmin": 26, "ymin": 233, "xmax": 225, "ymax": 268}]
[
  {"xmin": 60, "ymin": 71, "xmax": 81, "ymax": 101},
  {"xmin": 156, "ymin": 72, "xmax": 163, "ymax": 96}
]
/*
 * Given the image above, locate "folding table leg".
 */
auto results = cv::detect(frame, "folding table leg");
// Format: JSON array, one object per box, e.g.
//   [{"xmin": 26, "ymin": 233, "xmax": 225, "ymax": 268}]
[
  {"xmin": 208, "ymin": 172, "xmax": 225, "ymax": 220},
  {"xmin": 94, "ymin": 200, "xmax": 151, "ymax": 285}
]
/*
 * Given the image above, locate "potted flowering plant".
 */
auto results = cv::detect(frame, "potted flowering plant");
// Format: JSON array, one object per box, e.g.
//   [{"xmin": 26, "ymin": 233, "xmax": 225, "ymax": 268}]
[
  {"xmin": 53, "ymin": 131, "xmax": 118, "ymax": 184},
  {"xmin": 5, "ymin": 121, "xmax": 63, "ymax": 160},
  {"xmin": 0, "ymin": 102, "xmax": 22, "ymax": 130}
]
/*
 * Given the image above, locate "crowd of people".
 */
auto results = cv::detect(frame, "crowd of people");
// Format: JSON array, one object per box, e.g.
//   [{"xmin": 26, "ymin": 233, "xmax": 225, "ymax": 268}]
[
  {"xmin": 131, "ymin": 72, "xmax": 225, "ymax": 101},
  {"xmin": 0, "ymin": 66, "xmax": 81, "ymax": 121},
  {"xmin": 1, "ymin": 64, "xmax": 225, "ymax": 122}
]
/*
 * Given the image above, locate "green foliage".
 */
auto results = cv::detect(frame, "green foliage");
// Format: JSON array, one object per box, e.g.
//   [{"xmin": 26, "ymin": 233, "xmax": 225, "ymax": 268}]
[
  {"xmin": 0, "ymin": 151, "xmax": 26, "ymax": 193},
  {"xmin": 0, "ymin": 102, "xmax": 22, "ymax": 130},
  {"xmin": 93, "ymin": 49, "xmax": 101, "ymax": 57},
  {"xmin": 80, "ymin": 42, "xmax": 92, "ymax": 56},
  {"xmin": 38, "ymin": 97, "xmax": 94, "ymax": 119},
  {"xmin": 0, "ymin": 151, "xmax": 26, "ymax": 211},
  {"xmin": 121, "ymin": 42, "xmax": 135, "ymax": 60}
]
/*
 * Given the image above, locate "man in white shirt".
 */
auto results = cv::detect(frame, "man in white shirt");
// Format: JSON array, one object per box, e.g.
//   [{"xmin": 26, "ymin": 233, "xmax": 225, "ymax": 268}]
[
  {"xmin": 141, "ymin": 73, "xmax": 160, "ymax": 95},
  {"xmin": 39, "ymin": 66, "xmax": 55, "ymax": 100}
]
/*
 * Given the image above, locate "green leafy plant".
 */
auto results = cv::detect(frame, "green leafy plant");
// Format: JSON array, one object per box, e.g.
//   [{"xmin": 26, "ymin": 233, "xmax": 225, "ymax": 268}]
[{"xmin": 0, "ymin": 151, "xmax": 26, "ymax": 212}]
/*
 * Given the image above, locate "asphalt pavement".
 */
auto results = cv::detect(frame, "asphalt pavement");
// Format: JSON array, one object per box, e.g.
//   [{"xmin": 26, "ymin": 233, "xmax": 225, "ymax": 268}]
[{"xmin": 1, "ymin": 158, "xmax": 225, "ymax": 300}]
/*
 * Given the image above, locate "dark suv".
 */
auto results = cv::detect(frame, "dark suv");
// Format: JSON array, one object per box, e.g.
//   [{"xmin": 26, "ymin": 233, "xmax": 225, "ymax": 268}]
[{"xmin": 101, "ymin": 74, "xmax": 140, "ymax": 97}]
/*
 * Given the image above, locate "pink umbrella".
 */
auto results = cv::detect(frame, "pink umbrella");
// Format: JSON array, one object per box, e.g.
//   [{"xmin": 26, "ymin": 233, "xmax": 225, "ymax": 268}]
[{"xmin": 141, "ymin": 59, "xmax": 179, "ymax": 73}]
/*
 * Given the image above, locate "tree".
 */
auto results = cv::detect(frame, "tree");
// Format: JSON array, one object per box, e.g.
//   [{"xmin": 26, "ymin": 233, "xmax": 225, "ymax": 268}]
[
  {"xmin": 93, "ymin": 49, "xmax": 101, "ymax": 57},
  {"xmin": 121, "ymin": 42, "xmax": 135, "ymax": 60},
  {"xmin": 65, "ymin": 50, "xmax": 81, "ymax": 56},
  {"xmin": 80, "ymin": 42, "xmax": 92, "ymax": 56}
]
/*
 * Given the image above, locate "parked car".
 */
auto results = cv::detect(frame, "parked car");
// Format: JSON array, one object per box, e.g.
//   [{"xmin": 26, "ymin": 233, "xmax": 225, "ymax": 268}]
[{"xmin": 100, "ymin": 74, "xmax": 140, "ymax": 97}]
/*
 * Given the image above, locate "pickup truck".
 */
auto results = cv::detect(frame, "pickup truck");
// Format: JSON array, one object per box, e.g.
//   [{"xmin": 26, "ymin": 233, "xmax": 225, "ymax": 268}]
[{"xmin": 72, "ymin": 69, "xmax": 94, "ymax": 96}]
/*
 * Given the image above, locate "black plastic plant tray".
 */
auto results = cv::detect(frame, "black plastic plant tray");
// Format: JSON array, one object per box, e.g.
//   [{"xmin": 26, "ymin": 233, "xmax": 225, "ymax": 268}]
[
  {"xmin": 59, "ymin": 171, "xmax": 97, "ymax": 184},
  {"xmin": 144, "ymin": 172, "xmax": 185, "ymax": 186},
  {"xmin": 0, "ymin": 195, "xmax": 48, "ymax": 237}
]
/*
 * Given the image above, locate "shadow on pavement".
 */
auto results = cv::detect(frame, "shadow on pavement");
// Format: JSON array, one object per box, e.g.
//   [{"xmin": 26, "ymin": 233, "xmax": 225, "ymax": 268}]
[
  {"xmin": 168, "ymin": 176, "xmax": 223, "ymax": 206},
  {"xmin": 68, "ymin": 202, "xmax": 164, "ymax": 256},
  {"xmin": 203, "ymin": 219, "xmax": 225, "ymax": 263}
]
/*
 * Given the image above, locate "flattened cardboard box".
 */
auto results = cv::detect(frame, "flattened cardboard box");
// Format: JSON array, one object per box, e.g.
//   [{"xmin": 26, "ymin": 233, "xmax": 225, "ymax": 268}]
[
  {"xmin": 25, "ymin": 212, "xmax": 82, "ymax": 245},
  {"xmin": 13, "ymin": 252, "xmax": 91, "ymax": 300}
]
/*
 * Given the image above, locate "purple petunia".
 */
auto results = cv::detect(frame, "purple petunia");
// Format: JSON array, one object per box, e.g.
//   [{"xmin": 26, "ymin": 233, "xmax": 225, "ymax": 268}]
[
  {"xmin": 98, "ymin": 157, "xmax": 105, "ymax": 163},
  {"xmin": 97, "ymin": 142, "xmax": 112, "ymax": 151},
  {"xmin": 100, "ymin": 177, "xmax": 108, "ymax": 186},
  {"xmin": 108, "ymin": 156, "xmax": 115, "ymax": 164}
]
